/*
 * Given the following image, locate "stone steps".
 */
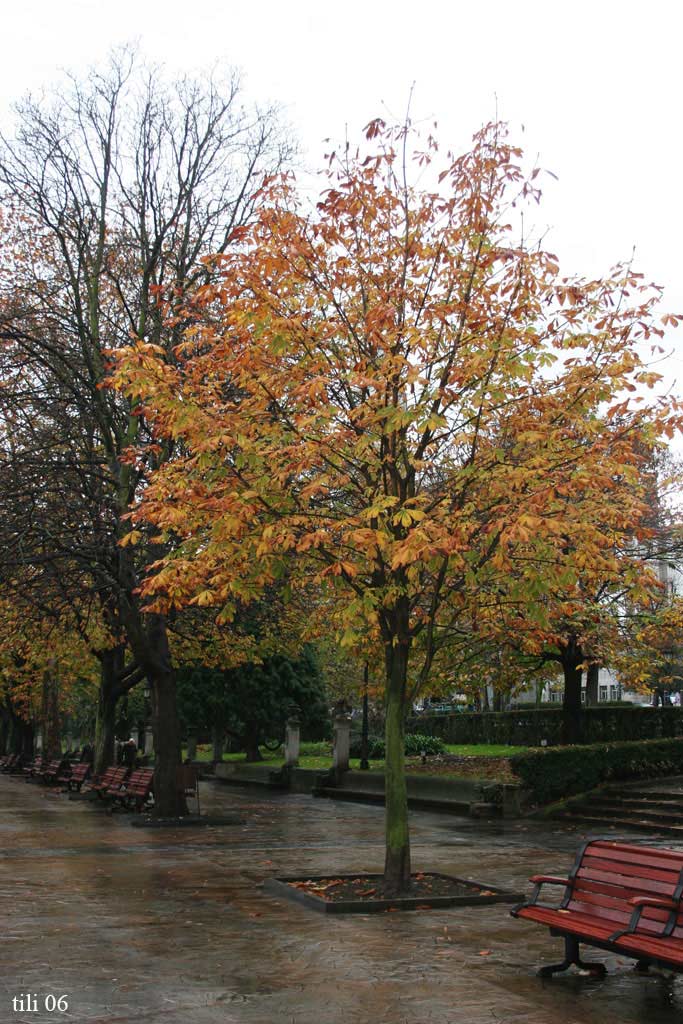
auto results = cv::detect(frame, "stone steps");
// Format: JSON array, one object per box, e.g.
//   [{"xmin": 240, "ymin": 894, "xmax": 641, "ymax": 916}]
[
  {"xmin": 554, "ymin": 781, "xmax": 683, "ymax": 835},
  {"xmin": 556, "ymin": 811, "xmax": 683, "ymax": 837}
]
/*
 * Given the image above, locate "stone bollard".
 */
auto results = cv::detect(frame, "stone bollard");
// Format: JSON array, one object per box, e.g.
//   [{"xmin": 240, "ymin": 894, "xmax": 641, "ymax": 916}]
[
  {"xmin": 332, "ymin": 713, "xmax": 351, "ymax": 774},
  {"xmin": 144, "ymin": 728, "xmax": 154, "ymax": 756},
  {"xmin": 284, "ymin": 715, "xmax": 301, "ymax": 767}
]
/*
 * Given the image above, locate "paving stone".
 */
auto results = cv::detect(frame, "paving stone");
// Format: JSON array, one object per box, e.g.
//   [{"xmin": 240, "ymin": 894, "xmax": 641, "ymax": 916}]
[{"xmin": 1, "ymin": 775, "xmax": 683, "ymax": 1022}]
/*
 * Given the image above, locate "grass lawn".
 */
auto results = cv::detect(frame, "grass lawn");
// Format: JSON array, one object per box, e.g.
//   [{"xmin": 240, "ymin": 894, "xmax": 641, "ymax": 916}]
[
  {"xmin": 444, "ymin": 743, "xmax": 530, "ymax": 757},
  {"xmin": 182, "ymin": 741, "xmax": 530, "ymax": 781}
]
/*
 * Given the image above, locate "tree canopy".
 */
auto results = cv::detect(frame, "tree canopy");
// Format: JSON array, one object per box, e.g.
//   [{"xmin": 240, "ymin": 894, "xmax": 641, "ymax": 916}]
[{"xmin": 68, "ymin": 118, "xmax": 683, "ymax": 884}]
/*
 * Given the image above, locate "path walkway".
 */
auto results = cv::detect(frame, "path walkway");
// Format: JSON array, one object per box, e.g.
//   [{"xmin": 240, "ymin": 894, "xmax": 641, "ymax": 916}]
[{"xmin": 1, "ymin": 775, "xmax": 682, "ymax": 1023}]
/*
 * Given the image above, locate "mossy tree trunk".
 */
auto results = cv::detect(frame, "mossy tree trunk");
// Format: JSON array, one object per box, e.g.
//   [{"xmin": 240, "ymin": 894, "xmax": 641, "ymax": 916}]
[{"xmin": 383, "ymin": 598, "xmax": 411, "ymax": 895}]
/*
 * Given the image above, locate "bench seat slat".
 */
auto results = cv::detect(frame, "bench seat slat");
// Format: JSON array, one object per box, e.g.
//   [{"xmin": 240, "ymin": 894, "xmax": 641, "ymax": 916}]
[
  {"xmin": 615, "ymin": 933, "xmax": 683, "ymax": 966},
  {"xmin": 515, "ymin": 905, "xmax": 617, "ymax": 942}
]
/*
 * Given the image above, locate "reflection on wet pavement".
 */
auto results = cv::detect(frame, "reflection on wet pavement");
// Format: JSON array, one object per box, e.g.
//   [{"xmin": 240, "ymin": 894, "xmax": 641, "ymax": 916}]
[{"xmin": 1, "ymin": 775, "xmax": 683, "ymax": 1023}]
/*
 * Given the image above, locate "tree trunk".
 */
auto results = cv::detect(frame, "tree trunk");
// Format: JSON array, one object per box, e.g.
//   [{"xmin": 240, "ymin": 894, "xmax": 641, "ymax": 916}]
[
  {"xmin": 8, "ymin": 713, "xmax": 34, "ymax": 759},
  {"xmin": 384, "ymin": 635, "xmax": 411, "ymax": 894},
  {"xmin": 19, "ymin": 719, "xmax": 34, "ymax": 759},
  {"xmin": 212, "ymin": 727, "xmax": 225, "ymax": 762},
  {"xmin": 243, "ymin": 725, "xmax": 263, "ymax": 762},
  {"xmin": 41, "ymin": 664, "xmax": 61, "ymax": 759},
  {"xmin": 94, "ymin": 649, "xmax": 121, "ymax": 774},
  {"xmin": 561, "ymin": 637, "xmax": 584, "ymax": 745},
  {"xmin": 493, "ymin": 689, "xmax": 506, "ymax": 712},
  {"xmin": 93, "ymin": 651, "xmax": 125, "ymax": 770},
  {"xmin": 585, "ymin": 663, "xmax": 599, "ymax": 706},
  {"xmin": 146, "ymin": 614, "xmax": 187, "ymax": 817}
]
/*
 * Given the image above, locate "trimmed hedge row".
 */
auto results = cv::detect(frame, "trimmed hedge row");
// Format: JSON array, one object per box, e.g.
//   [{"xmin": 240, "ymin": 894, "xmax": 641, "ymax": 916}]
[
  {"xmin": 408, "ymin": 707, "xmax": 683, "ymax": 746},
  {"xmin": 509, "ymin": 737, "xmax": 683, "ymax": 805}
]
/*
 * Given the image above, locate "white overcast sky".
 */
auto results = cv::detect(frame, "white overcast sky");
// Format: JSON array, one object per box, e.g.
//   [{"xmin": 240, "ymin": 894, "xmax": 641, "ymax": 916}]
[{"xmin": 3, "ymin": 0, "xmax": 682, "ymax": 392}]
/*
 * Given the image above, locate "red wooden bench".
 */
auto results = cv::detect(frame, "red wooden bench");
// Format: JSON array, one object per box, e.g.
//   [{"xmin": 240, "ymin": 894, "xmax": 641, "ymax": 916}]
[
  {"xmin": 22, "ymin": 757, "xmax": 46, "ymax": 780},
  {"xmin": 0, "ymin": 754, "xmax": 22, "ymax": 773},
  {"xmin": 42, "ymin": 759, "xmax": 69, "ymax": 785},
  {"xmin": 114, "ymin": 768, "xmax": 155, "ymax": 811},
  {"xmin": 511, "ymin": 838, "xmax": 683, "ymax": 976},
  {"xmin": 90, "ymin": 766, "xmax": 129, "ymax": 800},
  {"xmin": 61, "ymin": 763, "xmax": 91, "ymax": 791}
]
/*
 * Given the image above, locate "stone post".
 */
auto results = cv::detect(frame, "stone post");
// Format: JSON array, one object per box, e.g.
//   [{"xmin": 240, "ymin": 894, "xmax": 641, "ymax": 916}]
[
  {"xmin": 284, "ymin": 714, "xmax": 301, "ymax": 767},
  {"xmin": 144, "ymin": 728, "xmax": 154, "ymax": 756},
  {"xmin": 333, "ymin": 713, "xmax": 351, "ymax": 774}
]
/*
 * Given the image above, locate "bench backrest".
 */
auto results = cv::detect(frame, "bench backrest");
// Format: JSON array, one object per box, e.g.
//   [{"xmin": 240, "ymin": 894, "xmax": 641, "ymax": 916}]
[
  {"xmin": 93, "ymin": 766, "xmax": 124, "ymax": 788},
  {"xmin": 568, "ymin": 840, "xmax": 683, "ymax": 936},
  {"xmin": 125, "ymin": 768, "xmax": 154, "ymax": 792},
  {"xmin": 105, "ymin": 766, "xmax": 130, "ymax": 786}
]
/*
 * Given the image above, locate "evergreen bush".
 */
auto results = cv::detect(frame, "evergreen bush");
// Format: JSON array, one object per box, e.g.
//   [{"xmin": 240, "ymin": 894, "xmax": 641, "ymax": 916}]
[{"xmin": 510, "ymin": 737, "xmax": 683, "ymax": 804}]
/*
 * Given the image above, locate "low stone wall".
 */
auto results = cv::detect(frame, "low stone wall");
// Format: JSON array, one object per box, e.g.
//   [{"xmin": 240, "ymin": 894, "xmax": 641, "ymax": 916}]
[
  {"xmin": 214, "ymin": 763, "xmax": 320, "ymax": 793},
  {"xmin": 213, "ymin": 762, "xmax": 524, "ymax": 816}
]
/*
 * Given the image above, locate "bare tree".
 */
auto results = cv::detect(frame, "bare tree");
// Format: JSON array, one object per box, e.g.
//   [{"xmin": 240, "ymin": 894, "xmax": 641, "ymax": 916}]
[{"xmin": 0, "ymin": 47, "xmax": 294, "ymax": 812}]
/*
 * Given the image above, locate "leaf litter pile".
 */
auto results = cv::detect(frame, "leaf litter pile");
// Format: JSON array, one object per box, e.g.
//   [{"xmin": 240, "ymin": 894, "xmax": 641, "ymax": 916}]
[
  {"xmin": 405, "ymin": 754, "xmax": 517, "ymax": 783},
  {"xmin": 289, "ymin": 872, "xmax": 498, "ymax": 904}
]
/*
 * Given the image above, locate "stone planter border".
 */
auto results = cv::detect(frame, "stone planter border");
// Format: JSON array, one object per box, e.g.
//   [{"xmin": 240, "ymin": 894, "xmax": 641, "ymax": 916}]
[{"xmin": 264, "ymin": 872, "xmax": 524, "ymax": 914}]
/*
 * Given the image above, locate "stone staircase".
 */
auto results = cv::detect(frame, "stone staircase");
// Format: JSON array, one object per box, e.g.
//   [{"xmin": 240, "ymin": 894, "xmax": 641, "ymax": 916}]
[{"xmin": 556, "ymin": 778, "xmax": 683, "ymax": 836}]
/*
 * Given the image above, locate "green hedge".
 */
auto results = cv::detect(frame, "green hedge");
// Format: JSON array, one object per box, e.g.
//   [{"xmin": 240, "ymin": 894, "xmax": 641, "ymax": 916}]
[
  {"xmin": 510, "ymin": 737, "xmax": 683, "ymax": 805},
  {"xmin": 408, "ymin": 707, "xmax": 683, "ymax": 746}
]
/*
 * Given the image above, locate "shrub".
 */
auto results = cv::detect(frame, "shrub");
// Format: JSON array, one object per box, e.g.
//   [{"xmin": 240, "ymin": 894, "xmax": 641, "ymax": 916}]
[
  {"xmin": 510, "ymin": 737, "xmax": 683, "ymax": 805},
  {"xmin": 349, "ymin": 732, "xmax": 446, "ymax": 759},
  {"xmin": 405, "ymin": 733, "xmax": 447, "ymax": 756},
  {"xmin": 349, "ymin": 734, "xmax": 385, "ymax": 759}
]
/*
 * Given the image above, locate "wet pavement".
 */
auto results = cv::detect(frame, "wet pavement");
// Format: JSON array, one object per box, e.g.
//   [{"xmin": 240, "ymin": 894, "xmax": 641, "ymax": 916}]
[{"xmin": 2, "ymin": 775, "xmax": 683, "ymax": 1024}]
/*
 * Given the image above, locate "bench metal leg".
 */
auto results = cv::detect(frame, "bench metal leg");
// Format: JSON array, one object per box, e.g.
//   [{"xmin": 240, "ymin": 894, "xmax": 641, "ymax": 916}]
[
  {"xmin": 538, "ymin": 936, "xmax": 607, "ymax": 978},
  {"xmin": 634, "ymin": 960, "xmax": 652, "ymax": 974}
]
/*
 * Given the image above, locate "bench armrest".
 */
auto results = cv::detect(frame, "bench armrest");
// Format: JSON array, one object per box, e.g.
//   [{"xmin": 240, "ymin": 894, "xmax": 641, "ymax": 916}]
[
  {"xmin": 526, "ymin": 876, "xmax": 572, "ymax": 906},
  {"xmin": 611, "ymin": 894, "xmax": 681, "ymax": 941},
  {"xmin": 629, "ymin": 896, "xmax": 678, "ymax": 910}
]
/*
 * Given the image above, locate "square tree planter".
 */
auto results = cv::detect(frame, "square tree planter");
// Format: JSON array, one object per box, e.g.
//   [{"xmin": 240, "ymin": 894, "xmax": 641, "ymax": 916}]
[{"xmin": 264, "ymin": 872, "xmax": 524, "ymax": 914}]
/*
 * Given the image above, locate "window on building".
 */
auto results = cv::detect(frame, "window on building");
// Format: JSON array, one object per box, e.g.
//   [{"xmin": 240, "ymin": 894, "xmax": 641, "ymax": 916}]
[
  {"xmin": 599, "ymin": 685, "xmax": 608, "ymax": 702},
  {"xmin": 610, "ymin": 685, "xmax": 619, "ymax": 702}
]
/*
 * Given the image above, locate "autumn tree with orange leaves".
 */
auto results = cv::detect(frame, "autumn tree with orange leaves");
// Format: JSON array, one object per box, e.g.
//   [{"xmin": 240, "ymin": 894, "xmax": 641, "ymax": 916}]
[{"xmin": 114, "ymin": 119, "xmax": 681, "ymax": 892}]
